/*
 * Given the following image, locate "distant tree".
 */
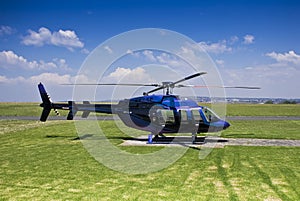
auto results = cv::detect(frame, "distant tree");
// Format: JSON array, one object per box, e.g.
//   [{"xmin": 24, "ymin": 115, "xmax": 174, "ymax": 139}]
[
  {"xmin": 280, "ymin": 100, "xmax": 297, "ymax": 104},
  {"xmin": 264, "ymin": 100, "xmax": 274, "ymax": 104}
]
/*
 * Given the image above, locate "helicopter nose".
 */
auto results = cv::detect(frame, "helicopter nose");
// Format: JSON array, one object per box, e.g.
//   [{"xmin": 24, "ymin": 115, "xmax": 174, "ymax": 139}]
[{"xmin": 223, "ymin": 121, "xmax": 230, "ymax": 129}]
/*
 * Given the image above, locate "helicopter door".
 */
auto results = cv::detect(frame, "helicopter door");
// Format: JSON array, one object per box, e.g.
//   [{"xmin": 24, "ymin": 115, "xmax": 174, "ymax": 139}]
[
  {"xmin": 157, "ymin": 109, "xmax": 175, "ymax": 125},
  {"xmin": 179, "ymin": 109, "xmax": 202, "ymax": 123},
  {"xmin": 179, "ymin": 109, "xmax": 188, "ymax": 122},
  {"xmin": 191, "ymin": 109, "xmax": 204, "ymax": 135},
  {"xmin": 191, "ymin": 109, "xmax": 203, "ymax": 123},
  {"xmin": 178, "ymin": 109, "xmax": 202, "ymax": 133}
]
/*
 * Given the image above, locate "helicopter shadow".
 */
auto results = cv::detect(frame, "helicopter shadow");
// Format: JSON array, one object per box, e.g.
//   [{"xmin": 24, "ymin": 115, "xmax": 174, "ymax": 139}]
[{"xmin": 69, "ymin": 134, "xmax": 229, "ymax": 151}]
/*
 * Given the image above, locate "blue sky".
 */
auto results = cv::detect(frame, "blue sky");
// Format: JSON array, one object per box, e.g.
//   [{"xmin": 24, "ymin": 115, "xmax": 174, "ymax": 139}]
[{"xmin": 0, "ymin": 0, "xmax": 300, "ymax": 101}]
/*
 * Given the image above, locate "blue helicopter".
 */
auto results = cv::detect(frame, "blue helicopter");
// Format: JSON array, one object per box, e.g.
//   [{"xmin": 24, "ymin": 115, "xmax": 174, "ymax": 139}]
[{"xmin": 38, "ymin": 72, "xmax": 258, "ymax": 143}]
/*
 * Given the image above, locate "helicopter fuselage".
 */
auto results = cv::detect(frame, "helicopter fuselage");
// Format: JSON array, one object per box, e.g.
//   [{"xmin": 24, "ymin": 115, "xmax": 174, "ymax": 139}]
[
  {"xmin": 37, "ymin": 69, "xmax": 259, "ymax": 143},
  {"xmin": 114, "ymin": 94, "xmax": 230, "ymax": 134},
  {"xmin": 38, "ymin": 82, "xmax": 230, "ymax": 137}
]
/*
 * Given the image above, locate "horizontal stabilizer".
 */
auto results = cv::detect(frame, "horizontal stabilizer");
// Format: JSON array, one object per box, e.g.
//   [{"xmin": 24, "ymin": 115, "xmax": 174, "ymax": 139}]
[{"xmin": 67, "ymin": 101, "xmax": 77, "ymax": 120}]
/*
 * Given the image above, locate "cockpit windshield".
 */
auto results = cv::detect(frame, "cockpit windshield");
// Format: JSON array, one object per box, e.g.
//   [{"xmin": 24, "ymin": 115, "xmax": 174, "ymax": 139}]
[{"xmin": 201, "ymin": 107, "xmax": 221, "ymax": 123}]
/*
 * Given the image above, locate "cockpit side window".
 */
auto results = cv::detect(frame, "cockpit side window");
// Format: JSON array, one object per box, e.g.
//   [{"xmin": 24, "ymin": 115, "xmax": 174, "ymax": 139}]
[
  {"xmin": 180, "ymin": 110, "xmax": 188, "ymax": 121},
  {"xmin": 191, "ymin": 109, "xmax": 202, "ymax": 122},
  {"xmin": 202, "ymin": 107, "xmax": 220, "ymax": 123},
  {"xmin": 157, "ymin": 109, "xmax": 175, "ymax": 124}
]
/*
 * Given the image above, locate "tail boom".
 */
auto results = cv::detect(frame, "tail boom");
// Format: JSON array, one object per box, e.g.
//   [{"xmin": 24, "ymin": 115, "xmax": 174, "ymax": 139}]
[{"xmin": 38, "ymin": 83, "xmax": 113, "ymax": 121}]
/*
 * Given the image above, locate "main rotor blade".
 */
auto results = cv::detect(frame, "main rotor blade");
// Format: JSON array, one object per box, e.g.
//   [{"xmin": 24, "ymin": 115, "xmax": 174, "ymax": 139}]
[
  {"xmin": 146, "ymin": 86, "xmax": 165, "ymax": 95},
  {"xmin": 63, "ymin": 72, "xmax": 208, "ymax": 95},
  {"xmin": 62, "ymin": 83, "xmax": 160, "ymax": 87},
  {"xmin": 145, "ymin": 72, "xmax": 207, "ymax": 94},
  {"xmin": 223, "ymin": 86, "xmax": 261, "ymax": 89},
  {"xmin": 171, "ymin": 72, "xmax": 207, "ymax": 86},
  {"xmin": 187, "ymin": 85, "xmax": 261, "ymax": 89}
]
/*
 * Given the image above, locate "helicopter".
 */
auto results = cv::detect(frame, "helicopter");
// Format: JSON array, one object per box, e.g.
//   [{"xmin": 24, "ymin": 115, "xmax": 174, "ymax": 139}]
[{"xmin": 38, "ymin": 72, "xmax": 259, "ymax": 143}]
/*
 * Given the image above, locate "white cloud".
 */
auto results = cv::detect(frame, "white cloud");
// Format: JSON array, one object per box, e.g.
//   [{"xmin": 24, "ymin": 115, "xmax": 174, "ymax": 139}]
[
  {"xmin": 198, "ymin": 40, "xmax": 232, "ymax": 54},
  {"xmin": 126, "ymin": 49, "xmax": 140, "ymax": 57},
  {"xmin": 102, "ymin": 67, "xmax": 154, "ymax": 83},
  {"xmin": 22, "ymin": 27, "xmax": 51, "ymax": 46},
  {"xmin": 127, "ymin": 50, "xmax": 186, "ymax": 68},
  {"xmin": 143, "ymin": 50, "xmax": 156, "ymax": 62},
  {"xmin": 243, "ymin": 34, "xmax": 255, "ymax": 44},
  {"xmin": 0, "ymin": 73, "xmax": 67, "ymax": 85},
  {"xmin": 0, "ymin": 72, "xmax": 82, "ymax": 86},
  {"xmin": 220, "ymin": 63, "xmax": 300, "ymax": 98},
  {"xmin": 29, "ymin": 73, "xmax": 72, "ymax": 85},
  {"xmin": 0, "ymin": 73, "xmax": 77, "ymax": 102},
  {"xmin": 81, "ymin": 48, "xmax": 90, "ymax": 54},
  {"xmin": 0, "ymin": 50, "xmax": 71, "ymax": 71},
  {"xmin": 215, "ymin": 59, "xmax": 225, "ymax": 66},
  {"xmin": 104, "ymin": 46, "xmax": 113, "ymax": 54},
  {"xmin": 229, "ymin": 36, "xmax": 239, "ymax": 44},
  {"xmin": 0, "ymin": 25, "xmax": 14, "ymax": 36},
  {"xmin": 198, "ymin": 34, "xmax": 254, "ymax": 54},
  {"xmin": 0, "ymin": 72, "xmax": 94, "ymax": 86},
  {"xmin": 51, "ymin": 29, "xmax": 84, "ymax": 49},
  {"xmin": 266, "ymin": 50, "xmax": 300, "ymax": 65},
  {"xmin": 156, "ymin": 52, "xmax": 184, "ymax": 67},
  {"xmin": 0, "ymin": 75, "xmax": 25, "ymax": 84},
  {"xmin": 126, "ymin": 49, "xmax": 133, "ymax": 54},
  {"xmin": 22, "ymin": 27, "xmax": 84, "ymax": 50}
]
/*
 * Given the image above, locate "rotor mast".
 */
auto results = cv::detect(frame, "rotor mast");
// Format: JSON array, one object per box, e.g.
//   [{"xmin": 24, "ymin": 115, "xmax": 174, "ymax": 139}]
[{"xmin": 162, "ymin": 82, "xmax": 173, "ymax": 95}]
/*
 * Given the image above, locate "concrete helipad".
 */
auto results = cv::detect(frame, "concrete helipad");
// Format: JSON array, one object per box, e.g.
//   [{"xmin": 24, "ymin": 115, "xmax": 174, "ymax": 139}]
[{"xmin": 120, "ymin": 136, "xmax": 300, "ymax": 148}]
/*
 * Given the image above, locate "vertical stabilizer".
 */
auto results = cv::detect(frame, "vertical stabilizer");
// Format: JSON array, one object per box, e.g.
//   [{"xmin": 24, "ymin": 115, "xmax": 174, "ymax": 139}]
[{"xmin": 38, "ymin": 83, "xmax": 52, "ymax": 122}]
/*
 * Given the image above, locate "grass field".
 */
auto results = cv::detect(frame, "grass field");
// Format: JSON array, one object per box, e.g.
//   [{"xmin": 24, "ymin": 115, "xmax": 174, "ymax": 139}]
[
  {"xmin": 225, "ymin": 103, "xmax": 300, "ymax": 116},
  {"xmin": 0, "ymin": 120, "xmax": 300, "ymax": 200},
  {"xmin": 1, "ymin": 102, "xmax": 300, "ymax": 117},
  {"xmin": 222, "ymin": 120, "xmax": 300, "ymax": 140},
  {"xmin": 0, "ymin": 102, "xmax": 113, "ymax": 117},
  {"xmin": 0, "ymin": 103, "xmax": 299, "ymax": 200},
  {"xmin": 0, "ymin": 102, "xmax": 42, "ymax": 117}
]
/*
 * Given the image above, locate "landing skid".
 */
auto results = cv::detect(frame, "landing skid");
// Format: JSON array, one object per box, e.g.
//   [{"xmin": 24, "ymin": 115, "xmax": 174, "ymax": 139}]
[
  {"xmin": 192, "ymin": 133, "xmax": 197, "ymax": 144},
  {"xmin": 147, "ymin": 133, "xmax": 205, "ymax": 144}
]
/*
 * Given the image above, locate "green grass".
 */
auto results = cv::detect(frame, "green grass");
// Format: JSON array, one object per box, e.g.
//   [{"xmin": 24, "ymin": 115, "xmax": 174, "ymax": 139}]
[
  {"xmin": 0, "ymin": 120, "xmax": 66, "ymax": 135},
  {"xmin": 0, "ymin": 103, "xmax": 299, "ymax": 200},
  {"xmin": 0, "ymin": 121, "xmax": 300, "ymax": 200},
  {"xmin": 0, "ymin": 102, "xmax": 42, "ymax": 116},
  {"xmin": 200, "ymin": 103, "xmax": 300, "ymax": 116},
  {"xmin": 0, "ymin": 102, "xmax": 112, "ymax": 117},
  {"xmin": 226, "ymin": 103, "xmax": 300, "ymax": 116},
  {"xmin": 1, "ymin": 102, "xmax": 300, "ymax": 117},
  {"xmin": 99, "ymin": 119, "xmax": 300, "ymax": 140},
  {"xmin": 222, "ymin": 120, "xmax": 300, "ymax": 140},
  {"xmin": 0, "ymin": 102, "xmax": 71, "ymax": 117}
]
